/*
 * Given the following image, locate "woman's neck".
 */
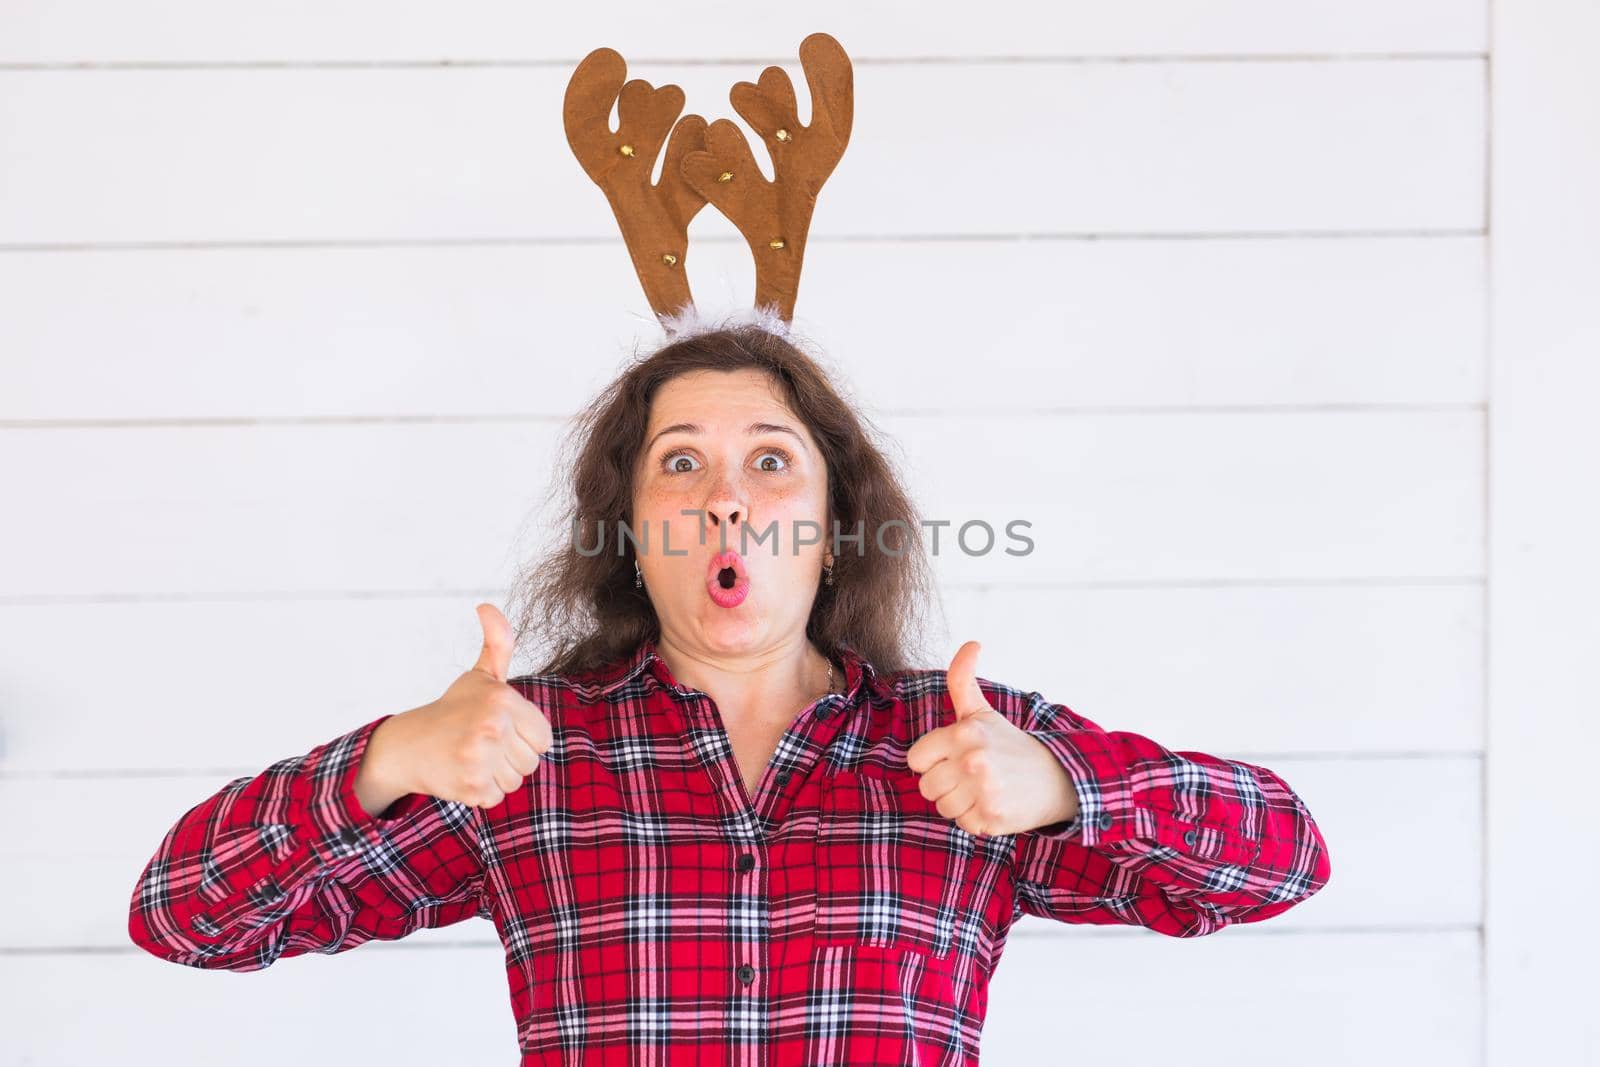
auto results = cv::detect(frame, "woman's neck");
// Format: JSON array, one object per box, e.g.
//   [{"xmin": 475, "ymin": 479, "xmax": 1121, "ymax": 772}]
[{"xmin": 654, "ymin": 631, "xmax": 833, "ymax": 724}]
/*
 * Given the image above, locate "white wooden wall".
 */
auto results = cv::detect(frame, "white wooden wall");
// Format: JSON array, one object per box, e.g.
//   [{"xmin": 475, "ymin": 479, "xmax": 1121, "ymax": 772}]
[{"xmin": 2, "ymin": 3, "xmax": 1595, "ymax": 1064}]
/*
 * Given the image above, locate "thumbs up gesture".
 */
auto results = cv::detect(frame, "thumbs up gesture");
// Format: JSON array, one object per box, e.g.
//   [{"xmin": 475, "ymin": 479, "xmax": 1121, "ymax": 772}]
[
  {"xmin": 369, "ymin": 603, "xmax": 554, "ymax": 811},
  {"xmin": 905, "ymin": 640, "xmax": 1080, "ymax": 837}
]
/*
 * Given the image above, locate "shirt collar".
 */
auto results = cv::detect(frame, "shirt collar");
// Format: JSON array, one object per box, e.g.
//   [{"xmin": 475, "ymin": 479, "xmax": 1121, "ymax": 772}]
[{"xmin": 595, "ymin": 635, "xmax": 892, "ymax": 706}]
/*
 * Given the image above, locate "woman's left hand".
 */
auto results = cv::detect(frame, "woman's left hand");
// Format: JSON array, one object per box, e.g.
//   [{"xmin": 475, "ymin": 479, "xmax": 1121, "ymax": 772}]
[{"xmin": 906, "ymin": 640, "xmax": 1081, "ymax": 837}]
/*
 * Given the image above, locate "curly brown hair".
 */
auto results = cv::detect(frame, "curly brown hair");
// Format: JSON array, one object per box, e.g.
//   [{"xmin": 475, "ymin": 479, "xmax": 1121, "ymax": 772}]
[{"xmin": 505, "ymin": 322, "xmax": 941, "ymax": 680}]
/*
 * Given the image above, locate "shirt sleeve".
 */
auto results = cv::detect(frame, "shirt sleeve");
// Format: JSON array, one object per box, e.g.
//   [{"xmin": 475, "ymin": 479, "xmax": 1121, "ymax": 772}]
[
  {"xmin": 127, "ymin": 713, "xmax": 491, "ymax": 971},
  {"xmin": 988, "ymin": 685, "xmax": 1332, "ymax": 938}
]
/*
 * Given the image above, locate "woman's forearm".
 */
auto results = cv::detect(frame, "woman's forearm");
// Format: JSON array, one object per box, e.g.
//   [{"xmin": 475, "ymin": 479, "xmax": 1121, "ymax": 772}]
[{"xmin": 353, "ymin": 709, "xmax": 419, "ymax": 817}]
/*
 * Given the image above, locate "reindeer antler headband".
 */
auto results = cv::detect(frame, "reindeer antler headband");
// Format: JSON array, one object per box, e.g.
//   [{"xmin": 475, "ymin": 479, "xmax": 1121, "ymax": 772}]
[{"xmin": 562, "ymin": 31, "xmax": 854, "ymax": 333}]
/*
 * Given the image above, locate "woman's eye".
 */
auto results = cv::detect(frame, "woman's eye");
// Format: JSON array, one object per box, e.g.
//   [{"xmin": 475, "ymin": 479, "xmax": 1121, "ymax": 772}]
[
  {"xmin": 755, "ymin": 449, "xmax": 791, "ymax": 473},
  {"xmin": 663, "ymin": 450, "xmax": 701, "ymax": 473}
]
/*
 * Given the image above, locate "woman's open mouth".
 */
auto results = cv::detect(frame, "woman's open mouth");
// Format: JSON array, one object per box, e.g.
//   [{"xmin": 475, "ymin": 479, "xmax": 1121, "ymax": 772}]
[{"xmin": 706, "ymin": 550, "xmax": 750, "ymax": 608}]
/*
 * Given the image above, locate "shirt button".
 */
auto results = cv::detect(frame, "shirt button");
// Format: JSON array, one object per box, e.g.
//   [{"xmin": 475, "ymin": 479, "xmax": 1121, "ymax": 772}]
[
  {"xmin": 1183, "ymin": 829, "xmax": 1198, "ymax": 847},
  {"xmin": 737, "ymin": 964, "xmax": 755, "ymax": 985},
  {"xmin": 339, "ymin": 827, "xmax": 361, "ymax": 846},
  {"xmin": 775, "ymin": 771, "xmax": 791, "ymax": 788},
  {"xmin": 736, "ymin": 853, "xmax": 755, "ymax": 873},
  {"xmin": 816, "ymin": 704, "xmax": 831, "ymax": 720},
  {"xmin": 1097, "ymin": 812, "xmax": 1113, "ymax": 831}
]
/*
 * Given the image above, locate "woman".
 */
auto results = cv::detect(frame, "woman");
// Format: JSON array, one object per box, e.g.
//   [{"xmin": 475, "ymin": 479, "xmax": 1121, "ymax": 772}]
[{"xmin": 128, "ymin": 317, "xmax": 1332, "ymax": 1065}]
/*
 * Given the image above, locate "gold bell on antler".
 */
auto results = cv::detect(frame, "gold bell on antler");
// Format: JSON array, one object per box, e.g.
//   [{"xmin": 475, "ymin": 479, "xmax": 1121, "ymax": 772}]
[
  {"xmin": 661, "ymin": 253, "xmax": 679, "ymax": 267},
  {"xmin": 618, "ymin": 143, "xmax": 634, "ymax": 157},
  {"xmin": 775, "ymin": 128, "xmax": 791, "ymax": 142},
  {"xmin": 769, "ymin": 238, "xmax": 786, "ymax": 250}
]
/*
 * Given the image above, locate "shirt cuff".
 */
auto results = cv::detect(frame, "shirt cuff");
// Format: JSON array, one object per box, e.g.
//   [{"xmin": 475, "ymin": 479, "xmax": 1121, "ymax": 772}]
[
  {"xmin": 1025, "ymin": 730, "xmax": 1101, "ymax": 844},
  {"xmin": 1023, "ymin": 728, "xmax": 1255, "ymax": 867},
  {"xmin": 289, "ymin": 713, "xmax": 426, "ymax": 868}
]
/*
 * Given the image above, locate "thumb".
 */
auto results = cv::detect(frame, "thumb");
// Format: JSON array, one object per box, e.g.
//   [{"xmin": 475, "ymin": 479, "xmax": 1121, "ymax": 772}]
[
  {"xmin": 472, "ymin": 603, "xmax": 513, "ymax": 683},
  {"xmin": 947, "ymin": 640, "xmax": 991, "ymax": 721}
]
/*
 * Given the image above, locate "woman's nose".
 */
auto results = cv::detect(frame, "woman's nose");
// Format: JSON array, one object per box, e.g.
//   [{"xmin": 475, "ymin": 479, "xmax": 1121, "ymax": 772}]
[
  {"xmin": 704, "ymin": 489, "xmax": 748, "ymax": 542},
  {"xmin": 706, "ymin": 499, "xmax": 743, "ymax": 529}
]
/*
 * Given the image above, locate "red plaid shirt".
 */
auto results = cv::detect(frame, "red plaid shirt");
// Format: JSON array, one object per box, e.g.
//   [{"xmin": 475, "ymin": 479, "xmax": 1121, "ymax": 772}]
[{"xmin": 129, "ymin": 636, "xmax": 1331, "ymax": 1064}]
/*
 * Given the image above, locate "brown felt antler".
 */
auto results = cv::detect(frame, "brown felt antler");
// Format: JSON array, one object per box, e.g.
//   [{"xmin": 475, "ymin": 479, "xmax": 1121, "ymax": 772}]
[
  {"xmin": 563, "ymin": 47, "xmax": 711, "ymax": 321},
  {"xmin": 680, "ymin": 32, "xmax": 855, "ymax": 323},
  {"xmin": 563, "ymin": 34, "xmax": 854, "ymax": 327}
]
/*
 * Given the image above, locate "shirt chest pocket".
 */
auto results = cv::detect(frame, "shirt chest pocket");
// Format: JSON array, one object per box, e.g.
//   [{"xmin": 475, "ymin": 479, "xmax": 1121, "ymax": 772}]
[{"xmin": 813, "ymin": 768, "xmax": 976, "ymax": 959}]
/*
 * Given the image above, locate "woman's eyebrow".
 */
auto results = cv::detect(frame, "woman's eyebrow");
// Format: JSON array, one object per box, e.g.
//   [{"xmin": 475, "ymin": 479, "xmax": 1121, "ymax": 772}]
[
  {"xmin": 749, "ymin": 422, "xmax": 809, "ymax": 451},
  {"xmin": 645, "ymin": 422, "xmax": 809, "ymax": 453}
]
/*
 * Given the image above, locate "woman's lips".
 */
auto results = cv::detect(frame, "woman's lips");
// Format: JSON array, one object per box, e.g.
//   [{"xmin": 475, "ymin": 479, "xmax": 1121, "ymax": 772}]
[{"xmin": 706, "ymin": 549, "xmax": 750, "ymax": 608}]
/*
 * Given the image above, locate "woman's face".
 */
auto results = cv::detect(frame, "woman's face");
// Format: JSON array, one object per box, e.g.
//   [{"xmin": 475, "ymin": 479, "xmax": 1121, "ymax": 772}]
[{"xmin": 632, "ymin": 368, "xmax": 830, "ymax": 657}]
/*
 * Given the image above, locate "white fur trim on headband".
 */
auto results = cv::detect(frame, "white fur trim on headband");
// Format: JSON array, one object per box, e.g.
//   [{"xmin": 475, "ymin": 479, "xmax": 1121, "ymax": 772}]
[{"xmin": 652, "ymin": 302, "xmax": 794, "ymax": 342}]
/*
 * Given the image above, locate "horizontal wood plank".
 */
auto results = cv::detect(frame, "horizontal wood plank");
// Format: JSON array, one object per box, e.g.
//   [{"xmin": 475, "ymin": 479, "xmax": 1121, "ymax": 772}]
[
  {"xmin": 0, "ymin": 61, "xmax": 1483, "ymax": 244},
  {"xmin": 0, "ymin": 236, "xmax": 1485, "ymax": 420},
  {"xmin": 1, "ymin": 941, "xmax": 515, "ymax": 1064},
  {"xmin": 0, "ymin": 2, "xmax": 1487, "ymax": 64},
  {"xmin": 985, "ymin": 928, "xmax": 1478, "ymax": 1063},
  {"xmin": 942, "ymin": 582, "xmax": 1482, "ymax": 756}
]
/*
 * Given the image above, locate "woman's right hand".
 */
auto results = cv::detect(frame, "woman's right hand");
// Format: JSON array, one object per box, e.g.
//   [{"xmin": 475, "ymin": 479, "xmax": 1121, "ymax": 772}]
[{"xmin": 365, "ymin": 603, "xmax": 553, "ymax": 811}]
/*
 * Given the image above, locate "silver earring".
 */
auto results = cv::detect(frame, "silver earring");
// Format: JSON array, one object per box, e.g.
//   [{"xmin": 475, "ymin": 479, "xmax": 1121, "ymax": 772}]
[
  {"xmin": 634, "ymin": 560, "xmax": 643, "ymax": 589},
  {"xmin": 824, "ymin": 561, "xmax": 834, "ymax": 586}
]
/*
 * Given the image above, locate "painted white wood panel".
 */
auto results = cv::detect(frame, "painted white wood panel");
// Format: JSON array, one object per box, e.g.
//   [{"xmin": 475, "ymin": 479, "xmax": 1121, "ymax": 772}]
[
  {"xmin": 0, "ymin": 420, "xmax": 558, "ymax": 597},
  {"xmin": 0, "ymin": 582, "xmax": 1479, "ymax": 773},
  {"xmin": 0, "ymin": 412, "xmax": 1482, "ymax": 597},
  {"xmin": 944, "ymin": 582, "xmax": 1483, "ymax": 756},
  {"xmin": 1485, "ymin": 0, "xmax": 1600, "ymax": 1062},
  {"xmin": 0, "ymin": 61, "xmax": 1483, "ymax": 245},
  {"xmin": 985, "ymin": 929, "xmax": 1479, "ymax": 1065},
  {"xmin": 0, "ymin": 236, "xmax": 1485, "ymax": 421},
  {"xmin": 0, "ymin": 943, "xmax": 515, "ymax": 1065},
  {"xmin": 0, "ymin": 2, "xmax": 1487, "ymax": 64},
  {"xmin": 0, "ymin": 4, "xmax": 1506, "ymax": 1063},
  {"xmin": 0, "ymin": 755, "xmax": 1467, "ymax": 947},
  {"xmin": 894, "ymin": 410, "xmax": 1483, "ymax": 585}
]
